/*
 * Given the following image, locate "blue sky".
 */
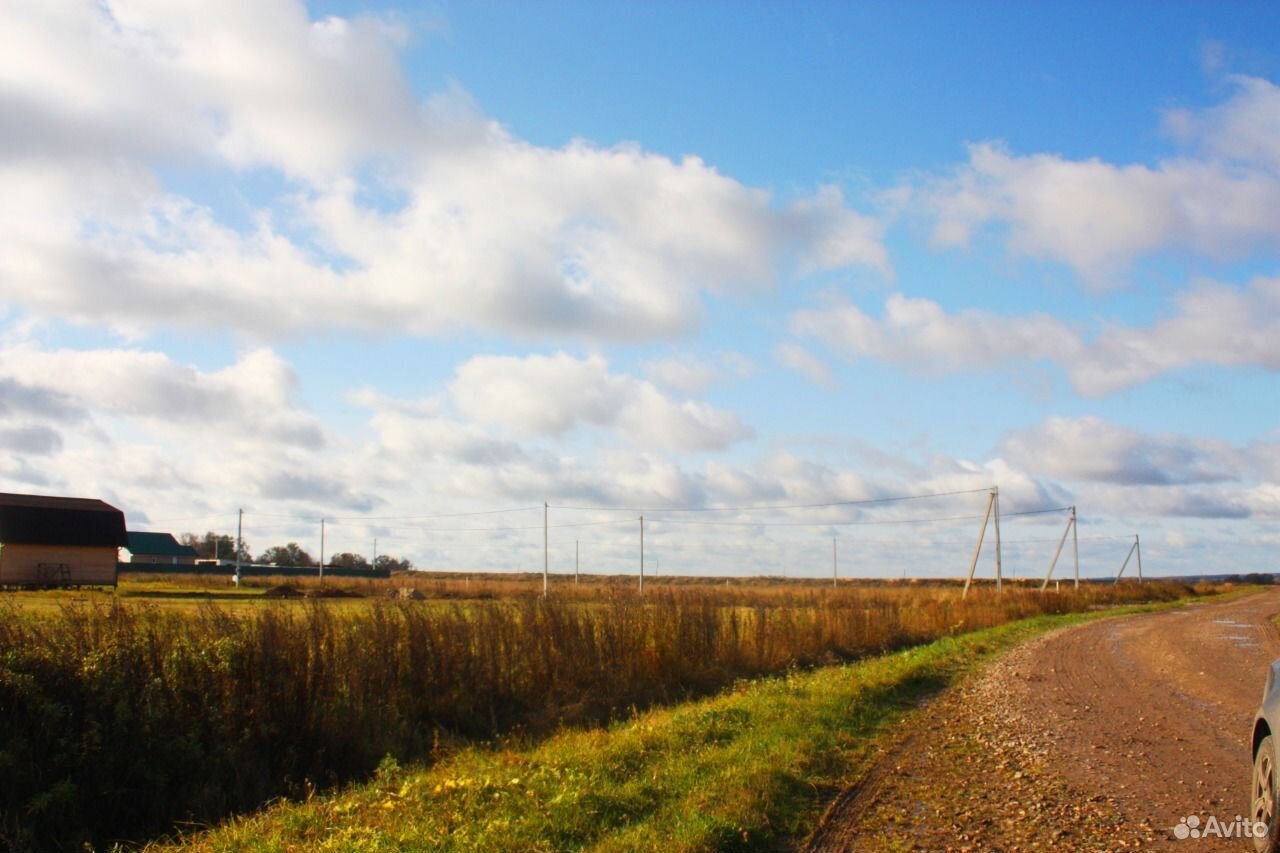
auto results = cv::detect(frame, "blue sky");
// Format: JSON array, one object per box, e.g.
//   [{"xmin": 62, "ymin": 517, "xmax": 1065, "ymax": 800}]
[{"xmin": 0, "ymin": 1, "xmax": 1278, "ymax": 579}]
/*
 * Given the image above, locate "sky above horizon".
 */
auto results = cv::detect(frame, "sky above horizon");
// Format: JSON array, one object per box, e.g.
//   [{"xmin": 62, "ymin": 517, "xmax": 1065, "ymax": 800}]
[{"xmin": 1, "ymin": 0, "xmax": 1278, "ymax": 580}]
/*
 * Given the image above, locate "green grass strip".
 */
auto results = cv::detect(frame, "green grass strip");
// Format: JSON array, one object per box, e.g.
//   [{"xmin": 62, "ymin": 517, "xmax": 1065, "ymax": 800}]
[{"xmin": 150, "ymin": 599, "xmax": 1198, "ymax": 853}]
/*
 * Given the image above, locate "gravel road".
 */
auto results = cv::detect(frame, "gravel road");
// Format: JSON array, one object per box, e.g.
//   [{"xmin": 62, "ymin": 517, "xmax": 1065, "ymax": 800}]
[{"xmin": 804, "ymin": 589, "xmax": 1280, "ymax": 852}]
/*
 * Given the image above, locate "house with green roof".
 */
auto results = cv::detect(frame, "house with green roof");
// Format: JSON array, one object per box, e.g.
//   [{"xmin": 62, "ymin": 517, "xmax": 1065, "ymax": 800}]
[{"xmin": 124, "ymin": 531, "xmax": 199, "ymax": 566}]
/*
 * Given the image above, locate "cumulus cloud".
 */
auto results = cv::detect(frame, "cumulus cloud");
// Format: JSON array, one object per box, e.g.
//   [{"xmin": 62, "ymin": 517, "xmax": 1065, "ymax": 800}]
[
  {"xmin": 1165, "ymin": 74, "xmax": 1280, "ymax": 173},
  {"xmin": 791, "ymin": 294, "xmax": 1080, "ymax": 372},
  {"xmin": 0, "ymin": 346, "xmax": 323, "ymax": 446},
  {"xmin": 793, "ymin": 276, "xmax": 1280, "ymax": 395},
  {"xmin": 1001, "ymin": 416, "xmax": 1240, "ymax": 486},
  {"xmin": 773, "ymin": 342, "xmax": 834, "ymax": 387},
  {"xmin": 642, "ymin": 352, "xmax": 755, "ymax": 393},
  {"xmin": 907, "ymin": 76, "xmax": 1280, "ymax": 280},
  {"xmin": 1070, "ymin": 274, "xmax": 1280, "ymax": 395},
  {"xmin": 0, "ymin": 0, "xmax": 889, "ymax": 343},
  {"xmin": 643, "ymin": 356, "xmax": 722, "ymax": 394},
  {"xmin": 449, "ymin": 352, "xmax": 753, "ymax": 452}
]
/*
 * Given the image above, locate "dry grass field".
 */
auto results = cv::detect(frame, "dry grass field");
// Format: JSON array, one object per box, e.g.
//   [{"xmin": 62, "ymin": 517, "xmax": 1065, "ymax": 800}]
[{"xmin": 0, "ymin": 573, "xmax": 1215, "ymax": 851}]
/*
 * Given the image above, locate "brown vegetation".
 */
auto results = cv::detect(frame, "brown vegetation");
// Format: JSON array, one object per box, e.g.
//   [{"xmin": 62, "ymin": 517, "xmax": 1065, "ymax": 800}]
[{"xmin": 0, "ymin": 578, "xmax": 1202, "ymax": 851}]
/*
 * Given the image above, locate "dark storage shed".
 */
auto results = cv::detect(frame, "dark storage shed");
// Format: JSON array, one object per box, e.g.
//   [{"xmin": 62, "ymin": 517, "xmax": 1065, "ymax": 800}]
[{"xmin": 0, "ymin": 492, "xmax": 127, "ymax": 586}]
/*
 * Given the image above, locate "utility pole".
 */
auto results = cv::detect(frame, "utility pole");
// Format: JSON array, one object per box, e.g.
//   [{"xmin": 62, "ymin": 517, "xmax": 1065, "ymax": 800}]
[
  {"xmin": 373, "ymin": 537, "xmax": 378, "ymax": 573},
  {"xmin": 1041, "ymin": 509, "xmax": 1075, "ymax": 592},
  {"xmin": 832, "ymin": 538, "xmax": 838, "ymax": 588},
  {"xmin": 235, "ymin": 508, "xmax": 243, "ymax": 588},
  {"xmin": 992, "ymin": 486, "xmax": 1002, "ymax": 594},
  {"xmin": 1071, "ymin": 506, "xmax": 1079, "ymax": 589},
  {"xmin": 543, "ymin": 502, "xmax": 549, "ymax": 599},
  {"xmin": 1135, "ymin": 533, "xmax": 1143, "ymax": 583},
  {"xmin": 639, "ymin": 515, "xmax": 645, "ymax": 595},
  {"xmin": 319, "ymin": 518, "xmax": 325, "ymax": 583},
  {"xmin": 963, "ymin": 490, "xmax": 996, "ymax": 598},
  {"xmin": 1115, "ymin": 535, "xmax": 1139, "ymax": 583},
  {"xmin": 575, "ymin": 539, "xmax": 579, "ymax": 584}
]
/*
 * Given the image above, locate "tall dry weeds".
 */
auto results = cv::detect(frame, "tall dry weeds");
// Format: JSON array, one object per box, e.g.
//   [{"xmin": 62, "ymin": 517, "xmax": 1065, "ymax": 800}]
[{"xmin": 0, "ymin": 580, "xmax": 1195, "ymax": 851}]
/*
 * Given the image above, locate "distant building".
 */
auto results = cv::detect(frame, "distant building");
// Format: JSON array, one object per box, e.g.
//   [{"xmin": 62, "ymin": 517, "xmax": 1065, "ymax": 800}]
[
  {"xmin": 124, "ymin": 531, "xmax": 199, "ymax": 566},
  {"xmin": 0, "ymin": 492, "xmax": 127, "ymax": 587}
]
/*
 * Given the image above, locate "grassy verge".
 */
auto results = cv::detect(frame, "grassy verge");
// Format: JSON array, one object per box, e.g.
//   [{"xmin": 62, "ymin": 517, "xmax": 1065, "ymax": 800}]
[{"xmin": 149, "ymin": 596, "xmax": 1204, "ymax": 853}]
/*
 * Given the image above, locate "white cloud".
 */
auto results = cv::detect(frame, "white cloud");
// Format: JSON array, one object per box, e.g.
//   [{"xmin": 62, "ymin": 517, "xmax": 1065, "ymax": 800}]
[
  {"xmin": 773, "ymin": 342, "xmax": 834, "ymax": 387},
  {"xmin": 449, "ymin": 352, "xmax": 753, "ymax": 452},
  {"xmin": 1070, "ymin": 274, "xmax": 1280, "ymax": 395},
  {"xmin": 0, "ymin": 345, "xmax": 322, "ymax": 446},
  {"xmin": 793, "ymin": 275, "xmax": 1280, "ymax": 395},
  {"xmin": 642, "ymin": 351, "xmax": 755, "ymax": 393},
  {"xmin": 642, "ymin": 355, "xmax": 721, "ymax": 394},
  {"xmin": 1001, "ymin": 416, "xmax": 1240, "ymax": 486},
  {"xmin": 1165, "ymin": 74, "xmax": 1280, "ymax": 173},
  {"xmin": 0, "ymin": 1, "xmax": 889, "ymax": 344},
  {"xmin": 791, "ymin": 293, "xmax": 1080, "ymax": 372},
  {"xmin": 909, "ymin": 76, "xmax": 1280, "ymax": 280}
]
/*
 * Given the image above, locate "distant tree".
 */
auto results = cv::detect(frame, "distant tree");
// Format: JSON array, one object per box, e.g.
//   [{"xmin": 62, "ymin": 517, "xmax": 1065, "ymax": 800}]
[
  {"xmin": 374, "ymin": 554, "xmax": 413, "ymax": 573},
  {"xmin": 257, "ymin": 542, "xmax": 316, "ymax": 568},
  {"xmin": 180, "ymin": 531, "xmax": 251, "ymax": 563},
  {"xmin": 329, "ymin": 552, "xmax": 370, "ymax": 570}
]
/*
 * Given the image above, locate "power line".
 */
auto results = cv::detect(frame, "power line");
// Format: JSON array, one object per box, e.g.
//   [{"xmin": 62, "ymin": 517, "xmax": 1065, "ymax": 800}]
[
  {"xmin": 351, "ymin": 519, "xmax": 635, "ymax": 535},
  {"xmin": 1001, "ymin": 505, "xmax": 1073, "ymax": 518},
  {"xmin": 644, "ymin": 511, "xmax": 988, "ymax": 529},
  {"xmin": 247, "ymin": 505, "xmax": 543, "ymax": 522},
  {"xmin": 549, "ymin": 486, "xmax": 992, "ymax": 514}
]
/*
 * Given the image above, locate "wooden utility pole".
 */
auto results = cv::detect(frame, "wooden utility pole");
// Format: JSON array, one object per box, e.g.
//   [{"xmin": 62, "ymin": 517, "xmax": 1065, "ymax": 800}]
[
  {"xmin": 639, "ymin": 515, "xmax": 645, "ymax": 595},
  {"xmin": 319, "ymin": 518, "xmax": 325, "ymax": 583},
  {"xmin": 1115, "ymin": 535, "xmax": 1139, "ymax": 583},
  {"xmin": 992, "ymin": 486, "xmax": 1002, "ymax": 593},
  {"xmin": 543, "ymin": 502, "xmax": 549, "ymax": 598},
  {"xmin": 234, "ymin": 508, "xmax": 243, "ymax": 588},
  {"xmin": 1041, "ymin": 510, "xmax": 1075, "ymax": 591},
  {"xmin": 832, "ymin": 538, "xmax": 838, "ymax": 588},
  {"xmin": 575, "ymin": 539, "xmax": 579, "ymax": 584},
  {"xmin": 1071, "ymin": 506, "xmax": 1079, "ymax": 589},
  {"xmin": 963, "ymin": 491, "xmax": 996, "ymax": 598},
  {"xmin": 372, "ymin": 537, "xmax": 377, "ymax": 573},
  {"xmin": 1135, "ymin": 533, "xmax": 1143, "ymax": 583}
]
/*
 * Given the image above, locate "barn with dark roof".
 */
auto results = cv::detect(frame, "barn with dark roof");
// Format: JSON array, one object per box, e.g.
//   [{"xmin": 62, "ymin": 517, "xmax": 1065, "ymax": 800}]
[{"xmin": 0, "ymin": 492, "xmax": 127, "ymax": 586}]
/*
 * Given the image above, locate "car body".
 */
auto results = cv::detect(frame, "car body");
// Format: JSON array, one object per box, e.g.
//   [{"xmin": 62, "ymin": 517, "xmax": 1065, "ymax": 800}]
[{"xmin": 1252, "ymin": 660, "xmax": 1280, "ymax": 852}]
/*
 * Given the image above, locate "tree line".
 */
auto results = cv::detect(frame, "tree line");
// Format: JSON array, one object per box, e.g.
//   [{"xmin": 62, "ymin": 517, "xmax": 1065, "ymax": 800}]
[{"xmin": 178, "ymin": 531, "xmax": 413, "ymax": 571}]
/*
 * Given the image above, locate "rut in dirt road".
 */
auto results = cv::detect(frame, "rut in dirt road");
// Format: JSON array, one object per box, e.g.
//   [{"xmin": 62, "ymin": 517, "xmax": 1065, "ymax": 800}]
[{"xmin": 805, "ymin": 589, "xmax": 1280, "ymax": 853}]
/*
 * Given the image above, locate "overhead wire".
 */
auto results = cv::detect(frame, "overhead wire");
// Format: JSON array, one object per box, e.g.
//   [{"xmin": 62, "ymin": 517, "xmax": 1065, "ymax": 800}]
[{"xmin": 548, "ymin": 486, "xmax": 992, "ymax": 514}]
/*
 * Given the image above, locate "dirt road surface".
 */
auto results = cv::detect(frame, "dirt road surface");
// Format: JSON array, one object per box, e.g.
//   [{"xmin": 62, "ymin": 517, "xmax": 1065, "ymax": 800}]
[{"xmin": 805, "ymin": 589, "xmax": 1280, "ymax": 852}]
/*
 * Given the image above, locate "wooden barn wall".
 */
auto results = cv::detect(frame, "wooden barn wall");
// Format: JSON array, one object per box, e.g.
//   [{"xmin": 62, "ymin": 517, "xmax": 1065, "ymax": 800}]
[{"xmin": 0, "ymin": 543, "xmax": 119, "ymax": 586}]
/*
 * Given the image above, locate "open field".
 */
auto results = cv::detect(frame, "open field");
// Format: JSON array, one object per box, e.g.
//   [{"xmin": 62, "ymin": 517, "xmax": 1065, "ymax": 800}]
[
  {"xmin": 144, "ymin": 595, "xmax": 1226, "ymax": 853},
  {"xmin": 0, "ymin": 576, "xmax": 1221, "ymax": 851}
]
